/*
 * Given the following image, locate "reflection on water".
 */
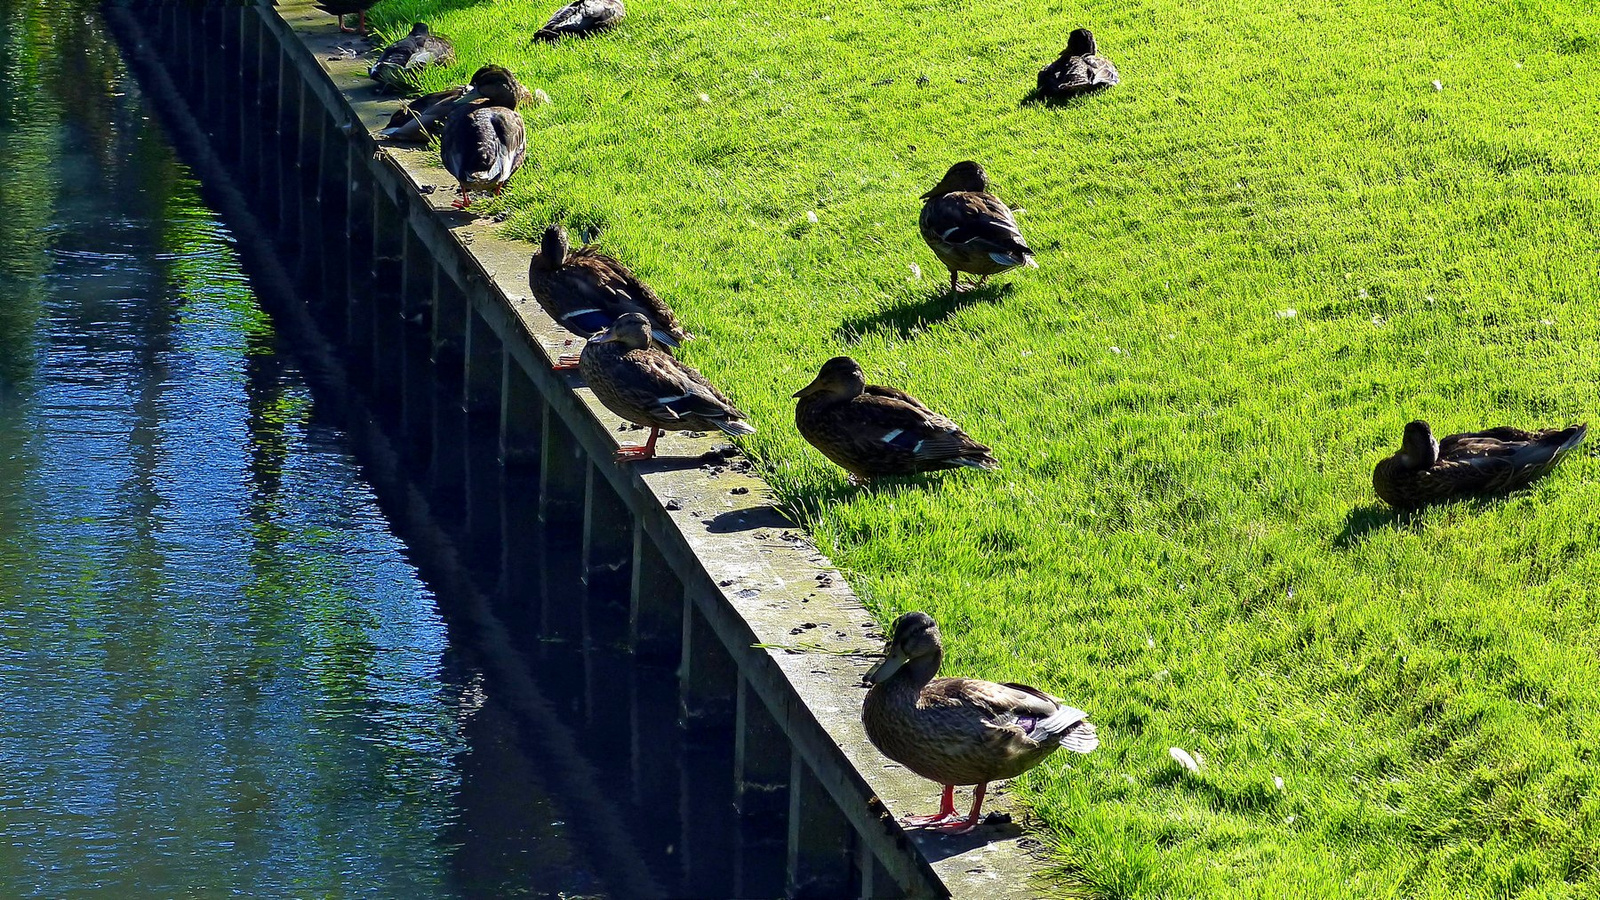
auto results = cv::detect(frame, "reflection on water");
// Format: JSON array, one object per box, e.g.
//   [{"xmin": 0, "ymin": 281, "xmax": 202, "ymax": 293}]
[{"xmin": 0, "ymin": 2, "xmax": 604, "ymax": 896}]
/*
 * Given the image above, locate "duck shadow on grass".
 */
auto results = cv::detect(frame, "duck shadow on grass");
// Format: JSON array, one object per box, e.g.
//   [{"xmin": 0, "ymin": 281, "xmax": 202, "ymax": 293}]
[
  {"xmin": 774, "ymin": 472, "xmax": 956, "ymax": 523},
  {"xmin": 835, "ymin": 282, "xmax": 1013, "ymax": 343},
  {"xmin": 1334, "ymin": 495, "xmax": 1513, "ymax": 548},
  {"xmin": 1019, "ymin": 86, "xmax": 1114, "ymax": 109}
]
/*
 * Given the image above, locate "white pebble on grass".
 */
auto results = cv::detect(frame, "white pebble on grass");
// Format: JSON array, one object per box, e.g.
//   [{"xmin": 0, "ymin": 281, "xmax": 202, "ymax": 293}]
[
  {"xmin": 698, "ymin": 92, "xmax": 711, "ymax": 103},
  {"xmin": 1274, "ymin": 775, "xmax": 1285, "ymax": 790},
  {"xmin": 1170, "ymin": 747, "xmax": 1200, "ymax": 773},
  {"xmin": 1277, "ymin": 308, "xmax": 1297, "ymax": 319},
  {"xmin": 806, "ymin": 211, "xmax": 818, "ymax": 224},
  {"xmin": 908, "ymin": 262, "xmax": 922, "ymax": 280},
  {"xmin": 1285, "ymin": 815, "xmax": 1297, "ymax": 825},
  {"xmin": 1432, "ymin": 80, "xmax": 1443, "ymax": 91},
  {"xmin": 1111, "ymin": 346, "xmax": 1122, "ymax": 355}
]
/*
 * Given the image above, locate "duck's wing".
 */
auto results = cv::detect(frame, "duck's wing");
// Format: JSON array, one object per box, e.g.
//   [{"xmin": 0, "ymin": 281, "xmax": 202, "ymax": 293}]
[
  {"xmin": 847, "ymin": 386, "xmax": 999, "ymax": 469},
  {"xmin": 569, "ymin": 247, "xmax": 690, "ymax": 346},
  {"xmin": 380, "ymin": 86, "xmax": 466, "ymax": 139},
  {"xmin": 934, "ymin": 679, "xmax": 1099, "ymax": 753},
  {"xmin": 616, "ymin": 350, "xmax": 751, "ymax": 433},
  {"xmin": 924, "ymin": 192, "xmax": 1034, "ymax": 268},
  {"xmin": 460, "ymin": 107, "xmax": 524, "ymax": 185},
  {"xmin": 1086, "ymin": 54, "xmax": 1120, "ymax": 88},
  {"xmin": 535, "ymin": 0, "xmax": 624, "ymax": 39},
  {"xmin": 1434, "ymin": 424, "xmax": 1588, "ymax": 493}
]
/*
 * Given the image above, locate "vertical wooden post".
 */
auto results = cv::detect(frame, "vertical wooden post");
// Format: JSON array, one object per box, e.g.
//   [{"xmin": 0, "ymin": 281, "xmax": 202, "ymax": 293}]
[
  {"xmin": 630, "ymin": 521, "xmax": 683, "ymax": 665},
  {"xmin": 680, "ymin": 598, "xmax": 737, "ymax": 727},
  {"xmin": 735, "ymin": 677, "xmax": 791, "ymax": 818},
  {"xmin": 787, "ymin": 758, "xmax": 855, "ymax": 897}
]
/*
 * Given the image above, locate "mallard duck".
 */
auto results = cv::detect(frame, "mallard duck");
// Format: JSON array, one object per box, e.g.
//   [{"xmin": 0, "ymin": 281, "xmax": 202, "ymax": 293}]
[
  {"xmin": 441, "ymin": 66, "xmax": 527, "ymax": 209},
  {"xmin": 792, "ymin": 357, "xmax": 998, "ymax": 483},
  {"xmin": 534, "ymin": 0, "xmax": 626, "ymax": 42},
  {"xmin": 919, "ymin": 161, "xmax": 1036, "ymax": 294},
  {"xmin": 863, "ymin": 611, "xmax": 1098, "ymax": 834},
  {"xmin": 369, "ymin": 23, "xmax": 456, "ymax": 90},
  {"xmin": 528, "ymin": 224, "xmax": 691, "ymax": 368},
  {"xmin": 378, "ymin": 85, "xmax": 467, "ymax": 142},
  {"xmin": 314, "ymin": 0, "xmax": 377, "ymax": 34},
  {"xmin": 1037, "ymin": 28, "xmax": 1120, "ymax": 99},
  {"xmin": 579, "ymin": 314, "xmax": 754, "ymax": 461},
  {"xmin": 1373, "ymin": 420, "xmax": 1588, "ymax": 509}
]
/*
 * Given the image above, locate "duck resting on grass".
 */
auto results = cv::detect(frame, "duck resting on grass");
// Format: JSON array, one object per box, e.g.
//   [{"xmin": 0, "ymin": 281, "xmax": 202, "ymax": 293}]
[
  {"xmin": 534, "ymin": 0, "xmax": 626, "ymax": 42},
  {"xmin": 527, "ymin": 224, "xmax": 691, "ymax": 369},
  {"xmin": 863, "ymin": 612, "xmax": 1098, "ymax": 834},
  {"xmin": 314, "ymin": 0, "xmax": 377, "ymax": 34},
  {"xmin": 1037, "ymin": 28, "xmax": 1120, "ymax": 99},
  {"xmin": 919, "ymin": 161, "xmax": 1036, "ymax": 294},
  {"xmin": 369, "ymin": 23, "xmax": 455, "ymax": 90},
  {"xmin": 792, "ymin": 356, "xmax": 998, "ymax": 484},
  {"xmin": 1373, "ymin": 420, "xmax": 1588, "ymax": 509},
  {"xmin": 441, "ymin": 66, "xmax": 527, "ymax": 209},
  {"xmin": 579, "ymin": 314, "xmax": 753, "ymax": 461}
]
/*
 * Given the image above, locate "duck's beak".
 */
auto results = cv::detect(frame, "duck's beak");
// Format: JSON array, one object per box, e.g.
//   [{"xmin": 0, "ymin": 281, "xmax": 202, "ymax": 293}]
[
  {"xmin": 862, "ymin": 644, "xmax": 908, "ymax": 685},
  {"xmin": 792, "ymin": 375, "xmax": 826, "ymax": 399},
  {"xmin": 587, "ymin": 330, "xmax": 619, "ymax": 344},
  {"xmin": 453, "ymin": 86, "xmax": 484, "ymax": 106}
]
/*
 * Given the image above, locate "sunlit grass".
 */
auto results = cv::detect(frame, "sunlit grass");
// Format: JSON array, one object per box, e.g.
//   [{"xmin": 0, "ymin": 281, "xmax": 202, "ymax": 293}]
[{"xmin": 364, "ymin": 0, "xmax": 1600, "ymax": 894}]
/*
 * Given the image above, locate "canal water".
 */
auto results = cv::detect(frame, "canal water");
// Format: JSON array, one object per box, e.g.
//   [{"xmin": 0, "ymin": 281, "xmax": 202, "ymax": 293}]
[{"xmin": 0, "ymin": 2, "xmax": 739, "ymax": 896}]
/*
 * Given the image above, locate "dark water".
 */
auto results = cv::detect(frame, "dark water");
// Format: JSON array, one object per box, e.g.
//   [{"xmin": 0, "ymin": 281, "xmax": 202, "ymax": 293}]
[{"xmin": 0, "ymin": 2, "xmax": 611, "ymax": 896}]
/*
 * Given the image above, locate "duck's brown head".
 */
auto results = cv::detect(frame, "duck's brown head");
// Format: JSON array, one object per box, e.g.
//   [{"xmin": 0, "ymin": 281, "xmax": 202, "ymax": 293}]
[
  {"xmin": 531, "ymin": 223, "xmax": 570, "ymax": 272},
  {"xmin": 1066, "ymin": 27, "xmax": 1097, "ymax": 57},
  {"xmin": 863, "ymin": 611, "xmax": 943, "ymax": 686},
  {"xmin": 461, "ymin": 64, "xmax": 521, "ymax": 108},
  {"xmin": 407, "ymin": 22, "xmax": 431, "ymax": 37},
  {"xmin": 1397, "ymin": 420, "xmax": 1440, "ymax": 470},
  {"xmin": 921, "ymin": 161, "xmax": 989, "ymax": 200},
  {"xmin": 588, "ymin": 312, "xmax": 653, "ymax": 351},
  {"xmin": 792, "ymin": 356, "xmax": 867, "ymax": 401}
]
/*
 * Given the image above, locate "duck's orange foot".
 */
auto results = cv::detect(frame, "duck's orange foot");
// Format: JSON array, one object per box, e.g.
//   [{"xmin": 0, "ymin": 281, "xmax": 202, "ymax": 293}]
[
  {"xmin": 451, "ymin": 193, "xmax": 473, "ymax": 209},
  {"xmin": 613, "ymin": 446, "xmax": 657, "ymax": 462},
  {"xmin": 900, "ymin": 811, "xmax": 964, "ymax": 828}
]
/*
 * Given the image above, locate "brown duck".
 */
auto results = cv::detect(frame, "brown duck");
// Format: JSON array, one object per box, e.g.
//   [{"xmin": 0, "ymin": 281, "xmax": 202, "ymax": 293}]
[
  {"xmin": 534, "ymin": 0, "xmax": 626, "ymax": 41},
  {"xmin": 528, "ymin": 224, "xmax": 691, "ymax": 368},
  {"xmin": 441, "ymin": 66, "xmax": 527, "ymax": 209},
  {"xmin": 863, "ymin": 612, "xmax": 1098, "ymax": 834},
  {"xmin": 919, "ymin": 161, "xmax": 1036, "ymax": 294},
  {"xmin": 579, "ymin": 314, "xmax": 754, "ymax": 461},
  {"xmin": 369, "ymin": 23, "xmax": 456, "ymax": 90},
  {"xmin": 315, "ymin": 0, "xmax": 377, "ymax": 33},
  {"xmin": 793, "ymin": 357, "xmax": 998, "ymax": 483},
  {"xmin": 1373, "ymin": 420, "xmax": 1588, "ymax": 509},
  {"xmin": 1037, "ymin": 28, "xmax": 1120, "ymax": 99}
]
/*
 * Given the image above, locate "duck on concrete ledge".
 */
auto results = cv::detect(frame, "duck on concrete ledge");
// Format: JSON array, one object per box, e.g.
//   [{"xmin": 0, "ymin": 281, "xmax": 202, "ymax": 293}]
[
  {"xmin": 441, "ymin": 65, "xmax": 527, "ymax": 209},
  {"xmin": 918, "ymin": 161, "xmax": 1037, "ymax": 294},
  {"xmin": 579, "ymin": 313, "xmax": 754, "ymax": 461},
  {"xmin": 528, "ymin": 224, "xmax": 691, "ymax": 368},
  {"xmin": 793, "ymin": 356, "xmax": 998, "ymax": 484},
  {"xmin": 314, "ymin": 0, "xmax": 377, "ymax": 34},
  {"xmin": 1373, "ymin": 420, "xmax": 1587, "ymax": 509},
  {"xmin": 863, "ymin": 612, "xmax": 1099, "ymax": 834}
]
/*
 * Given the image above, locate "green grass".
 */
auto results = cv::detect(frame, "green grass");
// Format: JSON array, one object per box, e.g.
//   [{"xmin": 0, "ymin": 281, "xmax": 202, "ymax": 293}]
[{"xmin": 365, "ymin": 0, "xmax": 1600, "ymax": 894}]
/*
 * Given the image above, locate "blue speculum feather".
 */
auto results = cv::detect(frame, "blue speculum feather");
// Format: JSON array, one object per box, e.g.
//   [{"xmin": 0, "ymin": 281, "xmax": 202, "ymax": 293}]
[
  {"xmin": 562, "ymin": 308, "xmax": 611, "ymax": 334},
  {"xmin": 884, "ymin": 429, "xmax": 923, "ymax": 452}
]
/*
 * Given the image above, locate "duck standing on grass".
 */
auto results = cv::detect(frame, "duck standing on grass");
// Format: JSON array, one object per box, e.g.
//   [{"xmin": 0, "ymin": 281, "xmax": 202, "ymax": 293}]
[
  {"xmin": 579, "ymin": 314, "xmax": 754, "ymax": 461},
  {"xmin": 1037, "ymin": 28, "xmax": 1120, "ymax": 99},
  {"xmin": 534, "ymin": 0, "xmax": 626, "ymax": 42},
  {"xmin": 441, "ymin": 66, "xmax": 527, "ymax": 210},
  {"xmin": 793, "ymin": 356, "xmax": 998, "ymax": 484},
  {"xmin": 919, "ymin": 161, "xmax": 1036, "ymax": 294},
  {"xmin": 314, "ymin": 0, "xmax": 378, "ymax": 34},
  {"xmin": 1373, "ymin": 420, "xmax": 1588, "ymax": 509},
  {"xmin": 863, "ymin": 612, "xmax": 1098, "ymax": 834},
  {"xmin": 528, "ymin": 224, "xmax": 691, "ymax": 368},
  {"xmin": 369, "ymin": 23, "xmax": 455, "ymax": 90}
]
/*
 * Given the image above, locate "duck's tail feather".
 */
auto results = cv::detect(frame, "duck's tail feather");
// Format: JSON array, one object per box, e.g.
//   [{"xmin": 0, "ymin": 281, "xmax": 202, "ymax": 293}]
[
  {"xmin": 1030, "ymin": 706, "xmax": 1098, "ymax": 753},
  {"xmin": 950, "ymin": 453, "xmax": 1000, "ymax": 471},
  {"xmin": 652, "ymin": 328, "xmax": 681, "ymax": 348},
  {"xmin": 714, "ymin": 418, "xmax": 756, "ymax": 437}
]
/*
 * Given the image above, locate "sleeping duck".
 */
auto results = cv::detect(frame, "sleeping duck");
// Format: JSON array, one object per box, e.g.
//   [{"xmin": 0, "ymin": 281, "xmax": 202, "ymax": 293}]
[
  {"xmin": 527, "ymin": 224, "xmax": 692, "ymax": 368},
  {"xmin": 793, "ymin": 356, "xmax": 998, "ymax": 483},
  {"xmin": 380, "ymin": 73, "xmax": 532, "ymax": 142},
  {"xmin": 1373, "ymin": 420, "xmax": 1588, "ymax": 509},
  {"xmin": 1037, "ymin": 28, "xmax": 1120, "ymax": 99},
  {"xmin": 441, "ymin": 65, "xmax": 527, "ymax": 209},
  {"xmin": 579, "ymin": 314, "xmax": 754, "ymax": 461},
  {"xmin": 863, "ymin": 612, "xmax": 1098, "ymax": 834},
  {"xmin": 534, "ymin": 0, "xmax": 626, "ymax": 42},
  {"xmin": 919, "ymin": 161, "xmax": 1036, "ymax": 294},
  {"xmin": 369, "ymin": 23, "xmax": 456, "ymax": 90}
]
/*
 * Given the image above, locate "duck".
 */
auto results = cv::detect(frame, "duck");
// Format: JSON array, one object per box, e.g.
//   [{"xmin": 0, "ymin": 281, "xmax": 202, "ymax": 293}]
[
  {"xmin": 1037, "ymin": 28, "xmax": 1120, "ymax": 99},
  {"xmin": 919, "ymin": 161, "xmax": 1037, "ymax": 294},
  {"xmin": 528, "ymin": 224, "xmax": 692, "ymax": 368},
  {"xmin": 792, "ymin": 356, "xmax": 998, "ymax": 483},
  {"xmin": 369, "ymin": 23, "xmax": 456, "ymax": 90},
  {"xmin": 862, "ymin": 611, "xmax": 1098, "ymax": 834},
  {"xmin": 441, "ymin": 65, "xmax": 527, "ymax": 209},
  {"xmin": 1373, "ymin": 420, "xmax": 1588, "ymax": 509},
  {"xmin": 579, "ymin": 314, "xmax": 754, "ymax": 461},
  {"xmin": 534, "ymin": 0, "xmax": 626, "ymax": 42},
  {"xmin": 378, "ymin": 85, "xmax": 467, "ymax": 142},
  {"xmin": 314, "ymin": 0, "xmax": 378, "ymax": 34}
]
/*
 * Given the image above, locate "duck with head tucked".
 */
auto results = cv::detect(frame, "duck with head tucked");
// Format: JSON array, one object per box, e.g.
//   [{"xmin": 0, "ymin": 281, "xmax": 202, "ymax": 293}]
[
  {"xmin": 441, "ymin": 66, "xmax": 527, "ymax": 209},
  {"xmin": 919, "ymin": 161, "xmax": 1036, "ymax": 294},
  {"xmin": 1373, "ymin": 420, "xmax": 1587, "ymax": 509},
  {"xmin": 369, "ymin": 23, "xmax": 456, "ymax": 90},
  {"xmin": 793, "ymin": 356, "xmax": 997, "ymax": 484},
  {"xmin": 863, "ymin": 611, "xmax": 1099, "ymax": 834},
  {"xmin": 1037, "ymin": 28, "xmax": 1120, "ymax": 99},
  {"xmin": 528, "ymin": 224, "xmax": 691, "ymax": 368},
  {"xmin": 579, "ymin": 314, "xmax": 754, "ymax": 461},
  {"xmin": 534, "ymin": 0, "xmax": 626, "ymax": 42}
]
